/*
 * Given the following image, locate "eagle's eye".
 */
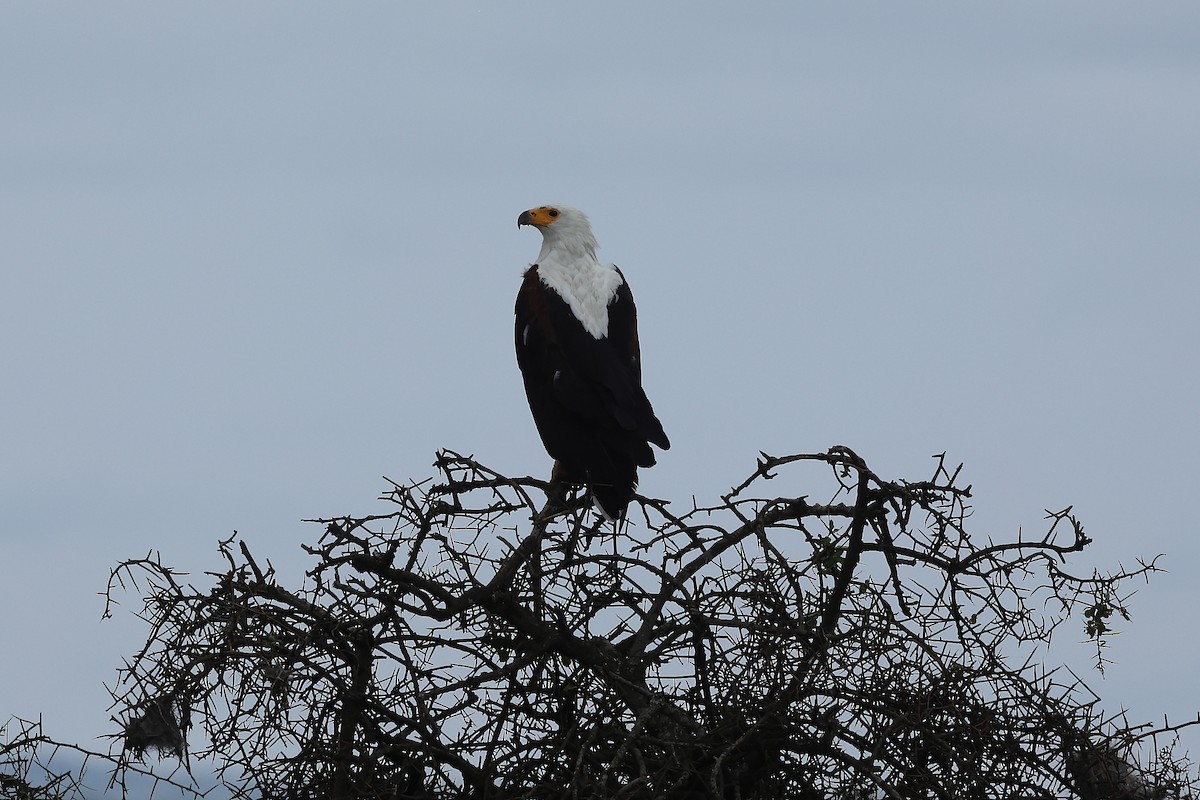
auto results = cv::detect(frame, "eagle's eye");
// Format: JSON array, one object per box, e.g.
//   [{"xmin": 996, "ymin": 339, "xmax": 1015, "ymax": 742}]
[{"xmin": 548, "ymin": 208, "xmax": 559, "ymax": 217}]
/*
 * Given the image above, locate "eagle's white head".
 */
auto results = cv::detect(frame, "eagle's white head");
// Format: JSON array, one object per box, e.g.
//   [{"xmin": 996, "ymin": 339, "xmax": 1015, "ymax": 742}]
[{"xmin": 518, "ymin": 204, "xmax": 600, "ymax": 263}]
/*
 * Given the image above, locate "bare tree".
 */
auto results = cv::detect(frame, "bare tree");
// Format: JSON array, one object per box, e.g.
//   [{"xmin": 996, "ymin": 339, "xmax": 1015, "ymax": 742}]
[{"xmin": 6, "ymin": 446, "xmax": 1197, "ymax": 799}]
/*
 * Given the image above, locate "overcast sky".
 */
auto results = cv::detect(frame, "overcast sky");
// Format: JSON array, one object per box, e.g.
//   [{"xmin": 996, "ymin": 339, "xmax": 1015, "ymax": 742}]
[{"xmin": 3, "ymin": 1, "xmax": 1198, "ymax": 768}]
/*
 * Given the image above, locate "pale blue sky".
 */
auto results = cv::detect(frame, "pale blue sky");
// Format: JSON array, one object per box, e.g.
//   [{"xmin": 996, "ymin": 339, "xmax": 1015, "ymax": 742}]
[{"xmin": 3, "ymin": 1, "xmax": 1198, "ymax": 764}]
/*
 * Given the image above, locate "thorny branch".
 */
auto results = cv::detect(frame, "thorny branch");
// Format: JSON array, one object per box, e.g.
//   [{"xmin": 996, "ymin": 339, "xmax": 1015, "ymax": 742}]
[{"xmin": 6, "ymin": 446, "xmax": 1196, "ymax": 799}]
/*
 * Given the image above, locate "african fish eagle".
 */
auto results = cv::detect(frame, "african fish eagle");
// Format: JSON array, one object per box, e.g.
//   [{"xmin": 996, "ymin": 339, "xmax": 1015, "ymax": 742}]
[{"xmin": 514, "ymin": 204, "xmax": 670, "ymax": 520}]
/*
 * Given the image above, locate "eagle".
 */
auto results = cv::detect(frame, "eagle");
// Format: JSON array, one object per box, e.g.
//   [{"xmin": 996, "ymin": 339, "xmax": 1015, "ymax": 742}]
[{"xmin": 515, "ymin": 204, "xmax": 670, "ymax": 521}]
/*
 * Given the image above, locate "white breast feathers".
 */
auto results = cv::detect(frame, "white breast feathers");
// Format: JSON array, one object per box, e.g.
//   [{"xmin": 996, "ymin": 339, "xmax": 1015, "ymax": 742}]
[{"xmin": 537, "ymin": 257, "xmax": 624, "ymax": 339}]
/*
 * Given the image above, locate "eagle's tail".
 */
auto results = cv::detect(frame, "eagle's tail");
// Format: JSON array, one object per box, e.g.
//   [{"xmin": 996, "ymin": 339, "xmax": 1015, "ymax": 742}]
[{"xmin": 589, "ymin": 452, "xmax": 639, "ymax": 523}]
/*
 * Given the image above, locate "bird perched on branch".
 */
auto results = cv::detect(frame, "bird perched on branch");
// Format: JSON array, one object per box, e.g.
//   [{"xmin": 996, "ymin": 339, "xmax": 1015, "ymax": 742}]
[{"xmin": 514, "ymin": 204, "xmax": 669, "ymax": 521}]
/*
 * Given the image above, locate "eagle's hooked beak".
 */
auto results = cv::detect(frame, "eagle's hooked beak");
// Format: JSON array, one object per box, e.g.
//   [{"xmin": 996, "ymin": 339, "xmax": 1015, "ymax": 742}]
[{"xmin": 518, "ymin": 207, "xmax": 559, "ymax": 229}]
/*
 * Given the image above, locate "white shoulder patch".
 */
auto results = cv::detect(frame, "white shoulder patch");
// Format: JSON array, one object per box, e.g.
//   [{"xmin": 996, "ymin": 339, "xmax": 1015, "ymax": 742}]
[{"xmin": 537, "ymin": 257, "xmax": 624, "ymax": 339}]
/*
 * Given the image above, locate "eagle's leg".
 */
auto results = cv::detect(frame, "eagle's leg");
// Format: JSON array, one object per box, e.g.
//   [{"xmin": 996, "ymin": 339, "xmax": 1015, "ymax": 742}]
[
  {"xmin": 543, "ymin": 459, "xmax": 593, "ymax": 516},
  {"xmin": 544, "ymin": 459, "xmax": 573, "ymax": 514}
]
